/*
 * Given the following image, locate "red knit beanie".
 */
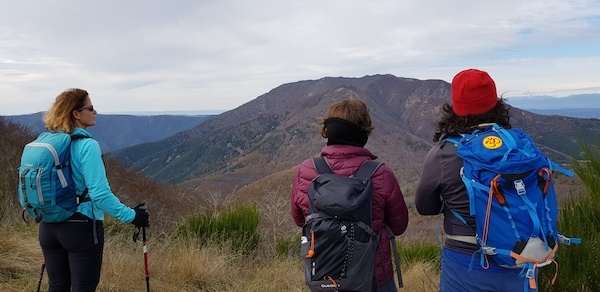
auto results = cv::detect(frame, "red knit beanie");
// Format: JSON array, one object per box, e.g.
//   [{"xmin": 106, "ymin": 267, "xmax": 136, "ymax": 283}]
[{"xmin": 451, "ymin": 69, "xmax": 498, "ymax": 117}]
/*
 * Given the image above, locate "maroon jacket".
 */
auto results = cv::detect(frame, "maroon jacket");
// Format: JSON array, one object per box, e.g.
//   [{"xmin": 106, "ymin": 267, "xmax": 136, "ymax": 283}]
[{"xmin": 290, "ymin": 144, "xmax": 409, "ymax": 286}]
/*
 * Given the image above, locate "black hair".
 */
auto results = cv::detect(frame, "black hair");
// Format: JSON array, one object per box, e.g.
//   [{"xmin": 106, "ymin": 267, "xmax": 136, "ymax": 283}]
[{"xmin": 432, "ymin": 98, "xmax": 512, "ymax": 142}]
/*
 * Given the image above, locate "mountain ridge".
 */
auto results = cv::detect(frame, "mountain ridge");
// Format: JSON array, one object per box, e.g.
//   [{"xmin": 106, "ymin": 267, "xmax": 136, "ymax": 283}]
[
  {"xmin": 4, "ymin": 113, "xmax": 212, "ymax": 152},
  {"xmin": 109, "ymin": 74, "xmax": 600, "ymax": 195}
]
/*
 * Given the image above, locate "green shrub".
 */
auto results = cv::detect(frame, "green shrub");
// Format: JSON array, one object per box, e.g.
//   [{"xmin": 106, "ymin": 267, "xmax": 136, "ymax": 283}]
[
  {"xmin": 177, "ymin": 203, "xmax": 260, "ymax": 254},
  {"xmin": 397, "ymin": 241, "xmax": 440, "ymax": 267},
  {"xmin": 539, "ymin": 142, "xmax": 600, "ymax": 291}
]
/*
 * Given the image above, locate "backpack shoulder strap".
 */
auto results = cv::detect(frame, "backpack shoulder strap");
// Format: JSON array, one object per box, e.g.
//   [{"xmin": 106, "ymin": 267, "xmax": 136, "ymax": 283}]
[
  {"xmin": 67, "ymin": 133, "xmax": 91, "ymax": 202},
  {"xmin": 312, "ymin": 157, "xmax": 332, "ymax": 175},
  {"xmin": 442, "ymin": 131, "xmax": 470, "ymax": 146},
  {"xmin": 354, "ymin": 160, "xmax": 382, "ymax": 180},
  {"xmin": 313, "ymin": 157, "xmax": 382, "ymax": 178},
  {"xmin": 70, "ymin": 133, "xmax": 89, "ymax": 141},
  {"xmin": 442, "ymin": 137, "xmax": 461, "ymax": 146}
]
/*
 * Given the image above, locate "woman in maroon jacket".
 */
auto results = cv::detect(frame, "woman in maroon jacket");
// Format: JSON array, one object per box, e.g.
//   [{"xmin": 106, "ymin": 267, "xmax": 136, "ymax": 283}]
[{"xmin": 291, "ymin": 98, "xmax": 409, "ymax": 291}]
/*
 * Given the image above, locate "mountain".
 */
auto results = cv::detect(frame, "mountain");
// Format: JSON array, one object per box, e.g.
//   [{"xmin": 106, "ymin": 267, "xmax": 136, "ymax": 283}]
[
  {"xmin": 505, "ymin": 94, "xmax": 600, "ymax": 119},
  {"xmin": 109, "ymin": 74, "xmax": 600, "ymax": 195},
  {"xmin": 4, "ymin": 113, "xmax": 212, "ymax": 152}
]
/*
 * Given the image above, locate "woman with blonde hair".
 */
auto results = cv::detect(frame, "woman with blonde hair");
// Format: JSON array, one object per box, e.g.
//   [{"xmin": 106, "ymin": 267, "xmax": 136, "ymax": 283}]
[{"xmin": 39, "ymin": 88, "xmax": 149, "ymax": 291}]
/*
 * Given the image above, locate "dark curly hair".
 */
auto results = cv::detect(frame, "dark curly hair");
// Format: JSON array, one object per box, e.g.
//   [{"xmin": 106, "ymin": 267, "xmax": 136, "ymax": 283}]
[{"xmin": 432, "ymin": 98, "xmax": 512, "ymax": 142}]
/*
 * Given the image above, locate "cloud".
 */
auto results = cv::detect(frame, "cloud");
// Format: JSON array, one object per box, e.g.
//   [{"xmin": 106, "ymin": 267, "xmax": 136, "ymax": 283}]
[{"xmin": 1, "ymin": 0, "xmax": 599, "ymax": 115}]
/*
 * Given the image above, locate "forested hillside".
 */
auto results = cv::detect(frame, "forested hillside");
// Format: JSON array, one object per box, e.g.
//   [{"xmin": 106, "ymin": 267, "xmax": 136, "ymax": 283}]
[{"xmin": 0, "ymin": 117, "xmax": 185, "ymax": 231}]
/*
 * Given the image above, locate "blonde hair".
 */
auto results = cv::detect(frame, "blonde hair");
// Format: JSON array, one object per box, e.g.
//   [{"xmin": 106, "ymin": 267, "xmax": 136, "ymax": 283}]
[
  {"xmin": 43, "ymin": 88, "xmax": 89, "ymax": 133},
  {"xmin": 321, "ymin": 98, "xmax": 374, "ymax": 135}
]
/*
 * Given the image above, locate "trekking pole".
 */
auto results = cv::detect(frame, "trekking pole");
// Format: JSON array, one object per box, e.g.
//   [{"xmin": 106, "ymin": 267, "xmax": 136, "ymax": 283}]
[
  {"xmin": 37, "ymin": 258, "xmax": 45, "ymax": 292},
  {"xmin": 133, "ymin": 204, "xmax": 150, "ymax": 292},
  {"xmin": 142, "ymin": 226, "xmax": 150, "ymax": 292}
]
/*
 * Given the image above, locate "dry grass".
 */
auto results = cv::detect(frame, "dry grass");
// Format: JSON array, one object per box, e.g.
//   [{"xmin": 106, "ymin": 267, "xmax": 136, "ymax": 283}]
[
  {"xmin": 0, "ymin": 224, "xmax": 440, "ymax": 292},
  {"xmin": 400, "ymin": 261, "xmax": 440, "ymax": 292},
  {"xmin": 0, "ymin": 225, "xmax": 44, "ymax": 291},
  {"xmin": 99, "ymin": 237, "xmax": 239, "ymax": 291}
]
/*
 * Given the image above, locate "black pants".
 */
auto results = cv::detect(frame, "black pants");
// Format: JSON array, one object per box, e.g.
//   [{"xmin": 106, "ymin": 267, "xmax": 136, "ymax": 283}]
[{"xmin": 39, "ymin": 214, "xmax": 104, "ymax": 292}]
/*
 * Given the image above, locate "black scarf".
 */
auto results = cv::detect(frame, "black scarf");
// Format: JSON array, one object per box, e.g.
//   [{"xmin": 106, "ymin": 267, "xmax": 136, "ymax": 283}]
[{"xmin": 324, "ymin": 118, "xmax": 369, "ymax": 147}]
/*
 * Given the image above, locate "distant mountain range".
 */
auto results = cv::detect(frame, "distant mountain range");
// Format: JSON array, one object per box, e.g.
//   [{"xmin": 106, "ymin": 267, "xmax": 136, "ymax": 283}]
[
  {"xmin": 106, "ymin": 75, "xmax": 600, "ymax": 196},
  {"xmin": 5, "ymin": 76, "xmax": 598, "ymax": 196},
  {"xmin": 4, "ymin": 113, "xmax": 212, "ymax": 152},
  {"xmin": 5, "ymin": 92, "xmax": 596, "ymax": 155},
  {"xmin": 505, "ymin": 94, "xmax": 600, "ymax": 118}
]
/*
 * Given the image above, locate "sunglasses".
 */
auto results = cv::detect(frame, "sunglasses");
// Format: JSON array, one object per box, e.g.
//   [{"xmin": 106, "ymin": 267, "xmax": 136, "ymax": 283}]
[{"xmin": 77, "ymin": 105, "xmax": 94, "ymax": 112}]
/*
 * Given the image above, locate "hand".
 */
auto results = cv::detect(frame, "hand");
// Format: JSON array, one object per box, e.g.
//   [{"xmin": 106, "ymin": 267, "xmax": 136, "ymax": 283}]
[{"xmin": 131, "ymin": 203, "xmax": 150, "ymax": 228}]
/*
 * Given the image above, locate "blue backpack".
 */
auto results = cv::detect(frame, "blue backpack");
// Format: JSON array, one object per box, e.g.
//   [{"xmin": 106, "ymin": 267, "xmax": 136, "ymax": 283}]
[
  {"xmin": 445, "ymin": 124, "xmax": 580, "ymax": 290},
  {"xmin": 18, "ymin": 131, "xmax": 89, "ymax": 223}
]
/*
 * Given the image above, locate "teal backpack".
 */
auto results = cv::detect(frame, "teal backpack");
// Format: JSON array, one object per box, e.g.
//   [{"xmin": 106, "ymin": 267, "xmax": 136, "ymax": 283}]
[
  {"xmin": 445, "ymin": 123, "xmax": 580, "ymax": 291},
  {"xmin": 18, "ymin": 131, "xmax": 89, "ymax": 223}
]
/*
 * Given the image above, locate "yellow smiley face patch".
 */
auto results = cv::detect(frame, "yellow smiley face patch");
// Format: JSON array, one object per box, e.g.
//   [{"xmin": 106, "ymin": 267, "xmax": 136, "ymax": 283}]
[{"xmin": 483, "ymin": 135, "xmax": 503, "ymax": 149}]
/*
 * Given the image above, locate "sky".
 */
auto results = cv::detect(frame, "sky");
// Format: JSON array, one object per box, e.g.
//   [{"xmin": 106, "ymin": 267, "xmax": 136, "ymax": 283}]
[{"xmin": 1, "ymin": 0, "xmax": 599, "ymax": 115}]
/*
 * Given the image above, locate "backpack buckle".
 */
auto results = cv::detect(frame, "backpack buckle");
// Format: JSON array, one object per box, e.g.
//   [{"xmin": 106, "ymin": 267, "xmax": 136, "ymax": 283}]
[
  {"xmin": 525, "ymin": 268, "xmax": 535, "ymax": 279},
  {"xmin": 558, "ymin": 234, "xmax": 582, "ymax": 245},
  {"xmin": 559, "ymin": 235, "xmax": 571, "ymax": 245},
  {"xmin": 306, "ymin": 214, "xmax": 318, "ymax": 221},
  {"xmin": 514, "ymin": 179, "xmax": 526, "ymax": 195},
  {"xmin": 481, "ymin": 246, "xmax": 497, "ymax": 255}
]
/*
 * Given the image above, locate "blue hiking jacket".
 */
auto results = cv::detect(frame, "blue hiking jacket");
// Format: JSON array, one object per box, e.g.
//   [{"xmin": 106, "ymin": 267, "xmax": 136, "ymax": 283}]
[{"xmin": 70, "ymin": 127, "xmax": 135, "ymax": 223}]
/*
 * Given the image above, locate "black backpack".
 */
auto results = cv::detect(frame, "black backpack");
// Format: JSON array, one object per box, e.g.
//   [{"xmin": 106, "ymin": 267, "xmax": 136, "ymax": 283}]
[{"xmin": 301, "ymin": 157, "xmax": 382, "ymax": 292}]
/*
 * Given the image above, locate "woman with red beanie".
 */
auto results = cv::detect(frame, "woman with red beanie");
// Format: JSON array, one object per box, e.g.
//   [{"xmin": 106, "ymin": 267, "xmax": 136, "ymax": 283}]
[
  {"xmin": 291, "ymin": 98, "xmax": 409, "ymax": 291},
  {"xmin": 414, "ymin": 69, "xmax": 532, "ymax": 291}
]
